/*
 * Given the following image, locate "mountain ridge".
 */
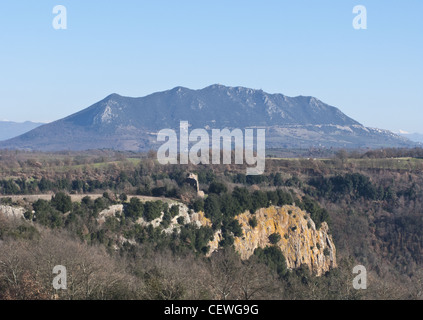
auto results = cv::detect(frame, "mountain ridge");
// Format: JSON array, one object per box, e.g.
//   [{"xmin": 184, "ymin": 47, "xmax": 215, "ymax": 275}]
[
  {"xmin": 399, "ymin": 132, "xmax": 423, "ymax": 144},
  {"xmin": 0, "ymin": 85, "xmax": 416, "ymax": 151},
  {"xmin": 0, "ymin": 121, "xmax": 44, "ymax": 142}
]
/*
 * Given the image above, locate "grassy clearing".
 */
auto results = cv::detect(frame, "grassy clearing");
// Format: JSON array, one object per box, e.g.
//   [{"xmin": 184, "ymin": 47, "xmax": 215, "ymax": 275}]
[
  {"xmin": 267, "ymin": 157, "xmax": 423, "ymax": 171},
  {"xmin": 45, "ymin": 158, "xmax": 143, "ymax": 173}
]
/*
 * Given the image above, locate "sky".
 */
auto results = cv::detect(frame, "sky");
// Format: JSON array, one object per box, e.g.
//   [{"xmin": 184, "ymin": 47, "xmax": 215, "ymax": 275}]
[{"xmin": 0, "ymin": 0, "xmax": 422, "ymax": 133}]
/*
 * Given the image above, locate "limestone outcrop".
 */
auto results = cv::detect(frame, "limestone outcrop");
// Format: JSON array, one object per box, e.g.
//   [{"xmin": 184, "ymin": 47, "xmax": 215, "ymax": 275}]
[
  {"xmin": 26, "ymin": 195, "xmax": 336, "ymax": 276},
  {"xmin": 0, "ymin": 205, "xmax": 25, "ymax": 220},
  {"xmin": 97, "ymin": 204, "xmax": 123, "ymax": 224},
  {"xmin": 206, "ymin": 205, "xmax": 336, "ymax": 276},
  {"xmin": 233, "ymin": 205, "xmax": 336, "ymax": 276}
]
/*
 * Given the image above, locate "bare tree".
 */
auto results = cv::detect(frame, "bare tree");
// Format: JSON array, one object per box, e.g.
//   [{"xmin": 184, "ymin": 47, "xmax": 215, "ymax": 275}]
[
  {"xmin": 0, "ymin": 227, "xmax": 139, "ymax": 300},
  {"xmin": 237, "ymin": 256, "xmax": 280, "ymax": 300},
  {"xmin": 208, "ymin": 248, "xmax": 242, "ymax": 300},
  {"xmin": 135, "ymin": 250, "xmax": 211, "ymax": 300}
]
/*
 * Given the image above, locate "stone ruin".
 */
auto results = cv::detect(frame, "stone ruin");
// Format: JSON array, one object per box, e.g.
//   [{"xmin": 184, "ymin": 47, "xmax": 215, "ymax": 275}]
[{"xmin": 185, "ymin": 173, "xmax": 205, "ymax": 198}]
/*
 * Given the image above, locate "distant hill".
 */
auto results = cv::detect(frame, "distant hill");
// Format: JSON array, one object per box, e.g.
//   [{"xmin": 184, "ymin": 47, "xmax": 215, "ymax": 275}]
[
  {"xmin": 0, "ymin": 121, "xmax": 44, "ymax": 141},
  {"xmin": 0, "ymin": 85, "xmax": 416, "ymax": 151},
  {"xmin": 399, "ymin": 132, "xmax": 423, "ymax": 144}
]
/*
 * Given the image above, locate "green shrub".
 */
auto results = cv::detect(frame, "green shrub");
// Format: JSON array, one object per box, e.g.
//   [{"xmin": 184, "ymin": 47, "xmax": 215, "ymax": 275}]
[
  {"xmin": 254, "ymin": 246, "xmax": 287, "ymax": 278},
  {"xmin": 51, "ymin": 192, "xmax": 72, "ymax": 213},
  {"xmin": 170, "ymin": 205, "xmax": 180, "ymax": 217},
  {"xmin": 269, "ymin": 233, "xmax": 281, "ymax": 244},
  {"xmin": 249, "ymin": 217, "xmax": 258, "ymax": 228},
  {"xmin": 208, "ymin": 182, "xmax": 228, "ymax": 195},
  {"xmin": 143, "ymin": 201, "xmax": 164, "ymax": 222},
  {"xmin": 192, "ymin": 198, "xmax": 204, "ymax": 212},
  {"xmin": 227, "ymin": 220, "xmax": 243, "ymax": 237},
  {"xmin": 125, "ymin": 197, "xmax": 144, "ymax": 219}
]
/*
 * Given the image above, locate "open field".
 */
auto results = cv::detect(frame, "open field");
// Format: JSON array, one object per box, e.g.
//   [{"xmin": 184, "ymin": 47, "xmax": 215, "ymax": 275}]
[
  {"xmin": 2, "ymin": 153, "xmax": 423, "ymax": 179},
  {"xmin": 268, "ymin": 157, "xmax": 423, "ymax": 171}
]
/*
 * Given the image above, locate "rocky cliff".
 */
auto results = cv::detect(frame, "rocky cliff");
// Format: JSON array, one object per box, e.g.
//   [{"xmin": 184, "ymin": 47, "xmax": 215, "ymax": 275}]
[
  {"xmin": 14, "ymin": 197, "xmax": 336, "ymax": 276},
  {"xmin": 235, "ymin": 206, "xmax": 336, "ymax": 275},
  {"xmin": 206, "ymin": 205, "xmax": 336, "ymax": 276},
  {"xmin": 122, "ymin": 201, "xmax": 337, "ymax": 276},
  {"xmin": 0, "ymin": 205, "xmax": 25, "ymax": 220}
]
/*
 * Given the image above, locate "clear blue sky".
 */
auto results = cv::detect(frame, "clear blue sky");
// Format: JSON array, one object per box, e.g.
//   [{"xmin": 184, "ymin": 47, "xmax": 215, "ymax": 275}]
[{"xmin": 0, "ymin": 0, "xmax": 422, "ymax": 133}]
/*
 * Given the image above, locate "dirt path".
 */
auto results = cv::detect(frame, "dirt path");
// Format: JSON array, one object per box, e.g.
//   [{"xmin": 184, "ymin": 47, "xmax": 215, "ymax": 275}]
[{"xmin": 0, "ymin": 194, "xmax": 178, "ymax": 204}]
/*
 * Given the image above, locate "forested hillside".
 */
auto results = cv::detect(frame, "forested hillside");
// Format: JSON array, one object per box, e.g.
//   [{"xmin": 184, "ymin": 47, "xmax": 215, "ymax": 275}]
[{"xmin": 1, "ymin": 149, "xmax": 423, "ymax": 299}]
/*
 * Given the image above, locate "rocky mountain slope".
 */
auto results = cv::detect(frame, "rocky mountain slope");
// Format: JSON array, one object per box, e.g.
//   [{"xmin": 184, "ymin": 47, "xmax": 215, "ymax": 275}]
[{"xmin": 0, "ymin": 85, "xmax": 414, "ymax": 150}]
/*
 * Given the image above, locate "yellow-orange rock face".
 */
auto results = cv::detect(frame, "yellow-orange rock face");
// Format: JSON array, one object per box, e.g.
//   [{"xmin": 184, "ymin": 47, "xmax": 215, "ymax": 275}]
[{"xmin": 207, "ymin": 205, "xmax": 337, "ymax": 276}]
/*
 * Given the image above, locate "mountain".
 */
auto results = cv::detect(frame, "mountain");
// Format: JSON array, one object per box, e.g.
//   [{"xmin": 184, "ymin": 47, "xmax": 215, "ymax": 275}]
[
  {"xmin": 0, "ymin": 121, "xmax": 44, "ymax": 142},
  {"xmin": 0, "ymin": 85, "xmax": 416, "ymax": 151},
  {"xmin": 399, "ymin": 132, "xmax": 423, "ymax": 144}
]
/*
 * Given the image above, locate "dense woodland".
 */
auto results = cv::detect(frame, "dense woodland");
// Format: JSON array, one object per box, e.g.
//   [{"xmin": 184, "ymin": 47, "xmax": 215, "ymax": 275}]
[{"xmin": 1, "ymin": 148, "xmax": 423, "ymax": 299}]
